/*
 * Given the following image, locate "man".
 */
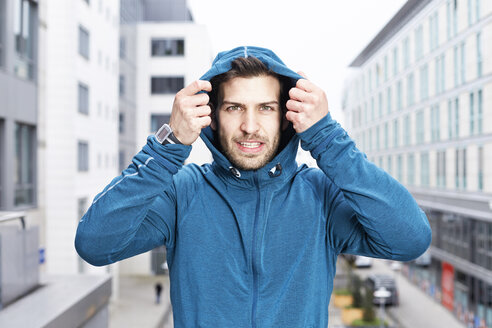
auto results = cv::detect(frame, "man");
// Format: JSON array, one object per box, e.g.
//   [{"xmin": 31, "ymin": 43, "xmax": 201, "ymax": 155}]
[{"xmin": 76, "ymin": 46, "xmax": 431, "ymax": 327}]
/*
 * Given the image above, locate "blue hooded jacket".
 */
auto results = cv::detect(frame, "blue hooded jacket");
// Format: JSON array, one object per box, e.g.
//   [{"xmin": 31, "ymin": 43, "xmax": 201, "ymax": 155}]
[{"xmin": 75, "ymin": 46, "xmax": 431, "ymax": 328}]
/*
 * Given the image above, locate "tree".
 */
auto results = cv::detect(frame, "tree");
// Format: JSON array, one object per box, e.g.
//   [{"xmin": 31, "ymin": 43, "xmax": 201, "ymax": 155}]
[{"xmin": 362, "ymin": 285, "xmax": 376, "ymax": 322}]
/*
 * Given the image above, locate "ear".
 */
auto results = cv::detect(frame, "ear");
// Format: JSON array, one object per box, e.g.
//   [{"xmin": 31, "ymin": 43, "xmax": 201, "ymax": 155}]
[{"xmin": 209, "ymin": 103, "xmax": 217, "ymax": 131}]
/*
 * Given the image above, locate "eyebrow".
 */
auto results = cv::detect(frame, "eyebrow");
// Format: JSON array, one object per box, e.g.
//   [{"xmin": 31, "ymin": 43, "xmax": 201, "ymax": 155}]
[{"xmin": 222, "ymin": 100, "xmax": 279, "ymax": 106}]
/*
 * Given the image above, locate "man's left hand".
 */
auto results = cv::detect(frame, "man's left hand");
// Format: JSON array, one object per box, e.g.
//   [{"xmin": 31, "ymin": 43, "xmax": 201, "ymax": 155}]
[{"xmin": 285, "ymin": 72, "xmax": 329, "ymax": 133}]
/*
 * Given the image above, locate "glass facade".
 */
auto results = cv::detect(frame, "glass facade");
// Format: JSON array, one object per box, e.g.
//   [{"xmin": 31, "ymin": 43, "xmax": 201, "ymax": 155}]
[
  {"xmin": 14, "ymin": 123, "xmax": 35, "ymax": 206},
  {"xmin": 14, "ymin": 0, "xmax": 37, "ymax": 79}
]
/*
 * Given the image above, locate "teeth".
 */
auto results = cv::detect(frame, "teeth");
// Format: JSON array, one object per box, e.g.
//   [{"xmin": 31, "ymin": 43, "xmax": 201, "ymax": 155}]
[{"xmin": 240, "ymin": 142, "xmax": 261, "ymax": 148}]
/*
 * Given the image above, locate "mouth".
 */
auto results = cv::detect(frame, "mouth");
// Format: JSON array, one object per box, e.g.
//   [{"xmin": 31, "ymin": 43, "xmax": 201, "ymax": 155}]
[{"xmin": 236, "ymin": 141, "xmax": 265, "ymax": 153}]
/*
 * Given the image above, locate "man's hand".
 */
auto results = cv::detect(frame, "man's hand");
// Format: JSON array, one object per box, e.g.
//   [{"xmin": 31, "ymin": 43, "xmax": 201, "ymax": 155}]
[
  {"xmin": 285, "ymin": 72, "xmax": 329, "ymax": 133},
  {"xmin": 169, "ymin": 80, "xmax": 212, "ymax": 145}
]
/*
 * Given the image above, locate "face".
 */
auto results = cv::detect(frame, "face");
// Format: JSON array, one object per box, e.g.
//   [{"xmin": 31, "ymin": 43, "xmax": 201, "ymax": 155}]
[{"xmin": 211, "ymin": 75, "xmax": 287, "ymax": 171}]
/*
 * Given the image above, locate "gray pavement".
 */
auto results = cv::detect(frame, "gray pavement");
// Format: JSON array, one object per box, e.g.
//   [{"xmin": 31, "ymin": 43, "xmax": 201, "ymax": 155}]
[
  {"xmin": 110, "ymin": 274, "xmax": 173, "ymax": 328},
  {"xmin": 354, "ymin": 259, "xmax": 465, "ymax": 328}
]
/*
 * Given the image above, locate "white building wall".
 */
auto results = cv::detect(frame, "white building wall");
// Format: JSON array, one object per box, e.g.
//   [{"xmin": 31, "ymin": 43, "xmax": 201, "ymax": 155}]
[
  {"xmin": 42, "ymin": 0, "xmax": 119, "ymax": 275},
  {"xmin": 119, "ymin": 22, "xmax": 213, "ymax": 275}
]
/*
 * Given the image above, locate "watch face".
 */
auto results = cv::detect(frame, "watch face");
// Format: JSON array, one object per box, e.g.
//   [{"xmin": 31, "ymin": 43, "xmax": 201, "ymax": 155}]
[{"xmin": 155, "ymin": 124, "xmax": 172, "ymax": 143}]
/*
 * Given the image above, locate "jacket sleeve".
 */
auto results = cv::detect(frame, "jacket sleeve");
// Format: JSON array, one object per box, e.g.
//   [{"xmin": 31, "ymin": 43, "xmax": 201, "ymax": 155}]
[
  {"xmin": 74, "ymin": 136, "xmax": 191, "ymax": 266},
  {"xmin": 298, "ymin": 113, "xmax": 431, "ymax": 261}
]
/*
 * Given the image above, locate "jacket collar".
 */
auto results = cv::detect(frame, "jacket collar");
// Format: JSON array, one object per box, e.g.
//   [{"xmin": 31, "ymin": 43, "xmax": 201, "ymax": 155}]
[{"xmin": 200, "ymin": 126, "xmax": 299, "ymax": 189}]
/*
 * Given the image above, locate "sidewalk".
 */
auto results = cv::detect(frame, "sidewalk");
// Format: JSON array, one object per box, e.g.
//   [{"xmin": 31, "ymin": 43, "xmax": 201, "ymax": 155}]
[{"xmin": 109, "ymin": 274, "xmax": 173, "ymax": 328}]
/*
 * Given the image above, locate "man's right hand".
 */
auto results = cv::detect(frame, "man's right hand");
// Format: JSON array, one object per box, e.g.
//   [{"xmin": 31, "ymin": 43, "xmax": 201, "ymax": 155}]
[{"xmin": 169, "ymin": 80, "xmax": 212, "ymax": 145}]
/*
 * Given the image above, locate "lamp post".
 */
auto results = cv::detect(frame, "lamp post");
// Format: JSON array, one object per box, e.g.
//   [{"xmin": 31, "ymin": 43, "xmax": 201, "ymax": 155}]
[{"xmin": 374, "ymin": 287, "xmax": 391, "ymax": 328}]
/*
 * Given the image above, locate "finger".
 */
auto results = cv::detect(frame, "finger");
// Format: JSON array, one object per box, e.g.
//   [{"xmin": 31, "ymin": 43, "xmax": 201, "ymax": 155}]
[
  {"xmin": 289, "ymin": 87, "xmax": 311, "ymax": 102},
  {"xmin": 286, "ymin": 99, "xmax": 304, "ymax": 112},
  {"xmin": 285, "ymin": 110, "xmax": 301, "ymax": 125},
  {"xmin": 187, "ymin": 93, "xmax": 210, "ymax": 106},
  {"xmin": 297, "ymin": 71, "xmax": 308, "ymax": 79},
  {"xmin": 194, "ymin": 105, "xmax": 211, "ymax": 117},
  {"xmin": 180, "ymin": 80, "xmax": 212, "ymax": 96},
  {"xmin": 296, "ymin": 79, "xmax": 315, "ymax": 93},
  {"xmin": 197, "ymin": 115, "xmax": 212, "ymax": 128}
]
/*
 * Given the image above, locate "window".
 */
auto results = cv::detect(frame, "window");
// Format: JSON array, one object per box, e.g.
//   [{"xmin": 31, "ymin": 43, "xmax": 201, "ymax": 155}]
[
  {"xmin": 14, "ymin": 0, "xmax": 36, "ymax": 79},
  {"xmin": 404, "ymin": 114, "xmax": 411, "ymax": 146},
  {"xmin": 455, "ymin": 148, "xmax": 466, "ymax": 189},
  {"xmin": 78, "ymin": 25, "xmax": 90, "ymax": 59},
  {"xmin": 368, "ymin": 70, "xmax": 372, "ymax": 92},
  {"xmin": 476, "ymin": 0, "xmax": 480, "ymax": 22},
  {"xmin": 150, "ymin": 114, "xmax": 171, "ymax": 133},
  {"xmin": 376, "ymin": 126, "xmax": 380, "ymax": 151},
  {"xmin": 371, "ymin": 97, "xmax": 375, "ymax": 121},
  {"xmin": 448, "ymin": 98, "xmax": 460, "ymax": 139},
  {"xmin": 376, "ymin": 64, "xmax": 381, "ymax": 87},
  {"xmin": 119, "ymin": 75, "xmax": 125, "ymax": 96},
  {"xmin": 453, "ymin": 46, "xmax": 459, "ymax": 87},
  {"xmin": 78, "ymin": 82, "xmax": 89, "ymax": 114},
  {"xmin": 403, "ymin": 37, "xmax": 410, "ymax": 68},
  {"xmin": 386, "ymin": 87, "xmax": 392, "ymax": 114},
  {"xmin": 407, "ymin": 73, "xmax": 414, "ymax": 106},
  {"xmin": 369, "ymin": 129, "xmax": 373, "ymax": 152},
  {"xmin": 397, "ymin": 155, "xmax": 403, "ymax": 182},
  {"xmin": 429, "ymin": 12, "xmax": 439, "ymax": 51},
  {"xmin": 440, "ymin": 54, "xmax": 446, "ymax": 92},
  {"xmin": 151, "ymin": 77, "xmax": 184, "ymax": 95},
  {"xmin": 470, "ymin": 92, "xmax": 475, "ymax": 135},
  {"xmin": 407, "ymin": 153, "xmax": 415, "ymax": 186},
  {"xmin": 0, "ymin": 120, "xmax": 3, "ymax": 206},
  {"xmin": 468, "ymin": 0, "xmax": 473, "ymax": 26},
  {"xmin": 416, "ymin": 110, "xmax": 424, "ymax": 144},
  {"xmin": 14, "ymin": 123, "xmax": 35, "ymax": 206},
  {"xmin": 393, "ymin": 47, "xmax": 399, "ymax": 76},
  {"xmin": 477, "ymin": 89, "xmax": 482, "ymax": 134},
  {"xmin": 378, "ymin": 92, "xmax": 383, "ymax": 118},
  {"xmin": 119, "ymin": 150, "xmax": 126, "ymax": 172},
  {"xmin": 384, "ymin": 123, "xmax": 389, "ymax": 150},
  {"xmin": 119, "ymin": 113, "xmax": 124, "ymax": 134},
  {"xmin": 421, "ymin": 152, "xmax": 429, "ymax": 186},
  {"xmin": 477, "ymin": 32, "xmax": 482, "ymax": 77},
  {"xmin": 397, "ymin": 80, "xmax": 402, "ymax": 110},
  {"xmin": 431, "ymin": 104, "xmax": 440, "ymax": 141},
  {"xmin": 419, "ymin": 64, "xmax": 428, "ymax": 101},
  {"xmin": 151, "ymin": 39, "xmax": 184, "ymax": 56},
  {"xmin": 387, "ymin": 156, "xmax": 392, "ymax": 176},
  {"xmin": 119, "ymin": 37, "xmax": 126, "ymax": 59},
  {"xmin": 78, "ymin": 141, "xmax": 89, "ymax": 172},
  {"xmin": 435, "ymin": 55, "xmax": 445, "ymax": 94},
  {"xmin": 447, "ymin": 0, "xmax": 452, "ymax": 39},
  {"xmin": 453, "ymin": 0, "xmax": 458, "ymax": 36},
  {"xmin": 393, "ymin": 119, "xmax": 399, "ymax": 148},
  {"xmin": 478, "ymin": 146, "xmax": 483, "ymax": 191},
  {"xmin": 414, "ymin": 25, "xmax": 424, "ymax": 61},
  {"xmin": 437, "ymin": 150, "xmax": 446, "ymax": 188},
  {"xmin": 460, "ymin": 42, "xmax": 466, "ymax": 84},
  {"xmin": 0, "ymin": 0, "xmax": 4, "ymax": 67}
]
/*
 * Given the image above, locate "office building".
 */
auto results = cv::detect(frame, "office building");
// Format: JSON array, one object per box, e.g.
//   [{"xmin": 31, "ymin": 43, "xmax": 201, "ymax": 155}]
[{"xmin": 343, "ymin": 0, "xmax": 491, "ymax": 325}]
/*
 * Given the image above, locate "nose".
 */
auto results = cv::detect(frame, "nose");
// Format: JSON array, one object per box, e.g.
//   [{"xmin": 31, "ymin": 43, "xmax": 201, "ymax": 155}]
[{"xmin": 240, "ymin": 110, "xmax": 259, "ymax": 135}]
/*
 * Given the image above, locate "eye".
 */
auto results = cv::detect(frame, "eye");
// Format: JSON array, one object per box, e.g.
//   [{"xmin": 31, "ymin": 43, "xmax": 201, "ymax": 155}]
[
  {"xmin": 260, "ymin": 105, "xmax": 274, "ymax": 111},
  {"xmin": 226, "ymin": 105, "xmax": 241, "ymax": 112}
]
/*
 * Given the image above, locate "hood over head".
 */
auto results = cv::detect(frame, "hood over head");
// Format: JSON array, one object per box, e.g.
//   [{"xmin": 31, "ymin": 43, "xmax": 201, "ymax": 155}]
[{"xmin": 199, "ymin": 46, "xmax": 304, "ymax": 185}]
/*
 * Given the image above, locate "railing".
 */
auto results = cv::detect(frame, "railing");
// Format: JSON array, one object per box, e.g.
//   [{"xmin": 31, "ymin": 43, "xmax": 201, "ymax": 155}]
[{"xmin": 0, "ymin": 211, "xmax": 26, "ymax": 229}]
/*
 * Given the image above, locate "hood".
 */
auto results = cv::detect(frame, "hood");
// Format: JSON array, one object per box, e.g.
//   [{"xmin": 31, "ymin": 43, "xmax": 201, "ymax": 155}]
[{"xmin": 199, "ymin": 46, "xmax": 304, "ymax": 186}]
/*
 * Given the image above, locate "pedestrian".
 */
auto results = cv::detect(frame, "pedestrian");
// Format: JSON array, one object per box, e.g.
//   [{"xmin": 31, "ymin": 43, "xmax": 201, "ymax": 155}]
[
  {"xmin": 155, "ymin": 282, "xmax": 162, "ymax": 304},
  {"xmin": 75, "ymin": 46, "xmax": 431, "ymax": 328}
]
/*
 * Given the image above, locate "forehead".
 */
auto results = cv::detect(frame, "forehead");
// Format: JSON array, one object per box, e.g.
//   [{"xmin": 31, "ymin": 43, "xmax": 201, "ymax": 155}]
[{"xmin": 219, "ymin": 75, "xmax": 281, "ymax": 104}]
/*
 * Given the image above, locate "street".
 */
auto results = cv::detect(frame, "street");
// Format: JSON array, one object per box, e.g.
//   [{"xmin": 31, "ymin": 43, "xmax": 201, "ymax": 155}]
[{"xmin": 353, "ymin": 259, "xmax": 465, "ymax": 328}]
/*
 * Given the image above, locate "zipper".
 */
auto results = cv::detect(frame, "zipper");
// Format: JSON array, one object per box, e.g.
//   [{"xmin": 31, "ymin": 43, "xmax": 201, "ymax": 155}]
[{"xmin": 251, "ymin": 172, "xmax": 260, "ymax": 327}]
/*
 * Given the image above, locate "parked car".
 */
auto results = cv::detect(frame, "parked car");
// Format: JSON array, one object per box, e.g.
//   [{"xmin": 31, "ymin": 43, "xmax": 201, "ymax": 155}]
[
  {"xmin": 354, "ymin": 255, "xmax": 373, "ymax": 268},
  {"xmin": 365, "ymin": 274, "xmax": 399, "ymax": 306}
]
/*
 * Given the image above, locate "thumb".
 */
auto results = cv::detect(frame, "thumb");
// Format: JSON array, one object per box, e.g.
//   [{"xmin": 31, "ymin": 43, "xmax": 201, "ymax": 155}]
[{"xmin": 297, "ymin": 71, "xmax": 308, "ymax": 79}]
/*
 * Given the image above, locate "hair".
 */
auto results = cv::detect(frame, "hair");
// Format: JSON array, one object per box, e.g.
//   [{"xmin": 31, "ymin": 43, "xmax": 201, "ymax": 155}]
[{"xmin": 208, "ymin": 56, "xmax": 292, "ymax": 113}]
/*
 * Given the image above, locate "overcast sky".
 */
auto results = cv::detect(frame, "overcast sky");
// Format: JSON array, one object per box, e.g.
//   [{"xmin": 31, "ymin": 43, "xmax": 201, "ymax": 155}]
[{"xmin": 188, "ymin": 0, "xmax": 407, "ymax": 125}]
